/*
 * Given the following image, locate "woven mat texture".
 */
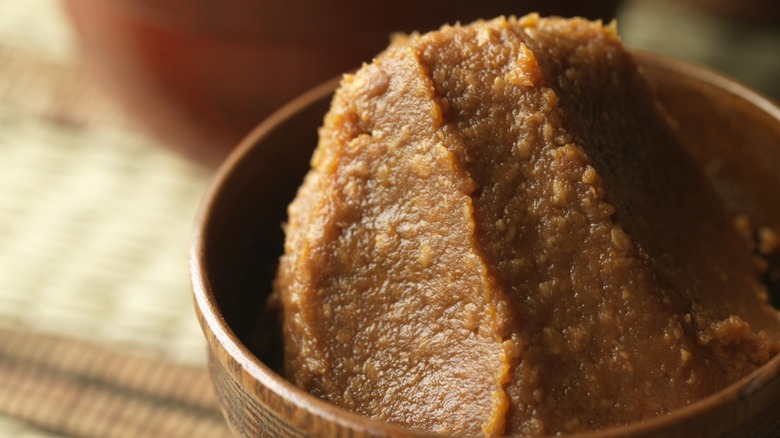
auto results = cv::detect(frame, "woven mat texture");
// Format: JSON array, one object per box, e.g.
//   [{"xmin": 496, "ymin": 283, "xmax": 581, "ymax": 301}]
[{"xmin": 0, "ymin": 1, "xmax": 228, "ymax": 436}]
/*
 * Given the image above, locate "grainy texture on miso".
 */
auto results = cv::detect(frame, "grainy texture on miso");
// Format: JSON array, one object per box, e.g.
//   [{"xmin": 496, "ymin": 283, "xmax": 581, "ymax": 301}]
[{"xmin": 273, "ymin": 14, "xmax": 780, "ymax": 437}]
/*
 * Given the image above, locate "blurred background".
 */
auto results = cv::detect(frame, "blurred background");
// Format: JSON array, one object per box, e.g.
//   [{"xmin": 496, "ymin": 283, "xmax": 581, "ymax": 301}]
[{"xmin": 0, "ymin": 0, "xmax": 777, "ymax": 436}]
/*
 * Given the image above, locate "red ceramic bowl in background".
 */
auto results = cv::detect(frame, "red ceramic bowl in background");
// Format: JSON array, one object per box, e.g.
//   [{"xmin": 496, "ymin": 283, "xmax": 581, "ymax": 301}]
[
  {"xmin": 63, "ymin": 0, "xmax": 619, "ymax": 165},
  {"xmin": 191, "ymin": 52, "xmax": 780, "ymax": 437}
]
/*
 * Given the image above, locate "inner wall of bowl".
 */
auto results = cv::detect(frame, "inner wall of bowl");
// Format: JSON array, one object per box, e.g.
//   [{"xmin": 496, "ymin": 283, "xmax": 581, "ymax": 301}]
[
  {"xmin": 202, "ymin": 94, "xmax": 331, "ymax": 370},
  {"xmin": 638, "ymin": 53, "xmax": 780, "ymax": 304}
]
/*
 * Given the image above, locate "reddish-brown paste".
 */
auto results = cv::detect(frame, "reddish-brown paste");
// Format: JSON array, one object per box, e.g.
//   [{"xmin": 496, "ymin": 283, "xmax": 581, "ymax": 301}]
[{"xmin": 272, "ymin": 14, "xmax": 780, "ymax": 437}]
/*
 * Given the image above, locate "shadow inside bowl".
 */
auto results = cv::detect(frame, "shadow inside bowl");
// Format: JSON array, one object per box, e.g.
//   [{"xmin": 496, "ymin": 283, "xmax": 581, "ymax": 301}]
[{"xmin": 198, "ymin": 78, "xmax": 337, "ymax": 369}]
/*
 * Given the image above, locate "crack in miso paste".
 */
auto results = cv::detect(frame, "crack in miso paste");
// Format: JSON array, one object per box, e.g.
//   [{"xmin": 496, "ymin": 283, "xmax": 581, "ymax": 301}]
[{"xmin": 273, "ymin": 14, "xmax": 780, "ymax": 437}]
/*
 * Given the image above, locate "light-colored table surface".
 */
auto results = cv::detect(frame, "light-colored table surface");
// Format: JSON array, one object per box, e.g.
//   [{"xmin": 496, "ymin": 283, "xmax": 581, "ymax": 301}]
[{"xmin": 0, "ymin": 2, "xmax": 229, "ymax": 436}]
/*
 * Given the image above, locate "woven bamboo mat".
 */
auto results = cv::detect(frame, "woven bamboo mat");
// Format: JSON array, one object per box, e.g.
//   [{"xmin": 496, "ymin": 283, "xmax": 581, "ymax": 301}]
[
  {"xmin": 0, "ymin": 329, "xmax": 229, "ymax": 438},
  {"xmin": 0, "ymin": 2, "xmax": 230, "ymax": 436}
]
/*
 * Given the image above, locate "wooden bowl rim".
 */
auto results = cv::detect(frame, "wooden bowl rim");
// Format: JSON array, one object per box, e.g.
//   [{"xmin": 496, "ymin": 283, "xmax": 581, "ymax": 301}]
[{"xmin": 191, "ymin": 51, "xmax": 780, "ymax": 437}]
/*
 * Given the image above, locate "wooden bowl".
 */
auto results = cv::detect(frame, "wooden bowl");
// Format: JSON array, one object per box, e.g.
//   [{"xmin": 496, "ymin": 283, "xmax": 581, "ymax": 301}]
[{"xmin": 190, "ymin": 52, "xmax": 780, "ymax": 437}]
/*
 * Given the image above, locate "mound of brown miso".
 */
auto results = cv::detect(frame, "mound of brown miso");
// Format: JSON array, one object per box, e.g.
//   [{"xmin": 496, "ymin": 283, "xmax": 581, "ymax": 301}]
[{"xmin": 272, "ymin": 14, "xmax": 780, "ymax": 437}]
